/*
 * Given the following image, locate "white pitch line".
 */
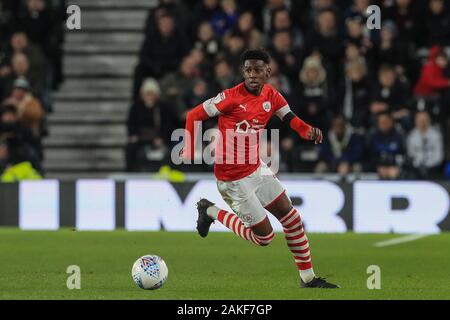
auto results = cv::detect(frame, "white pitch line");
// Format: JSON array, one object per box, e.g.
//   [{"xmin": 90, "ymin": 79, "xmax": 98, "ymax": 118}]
[{"xmin": 374, "ymin": 234, "xmax": 431, "ymax": 248}]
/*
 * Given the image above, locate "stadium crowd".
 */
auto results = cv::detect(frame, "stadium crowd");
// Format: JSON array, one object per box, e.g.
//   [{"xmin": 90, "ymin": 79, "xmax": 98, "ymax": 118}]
[
  {"xmin": 127, "ymin": 0, "xmax": 450, "ymax": 180},
  {"xmin": 0, "ymin": 0, "xmax": 65, "ymax": 180}
]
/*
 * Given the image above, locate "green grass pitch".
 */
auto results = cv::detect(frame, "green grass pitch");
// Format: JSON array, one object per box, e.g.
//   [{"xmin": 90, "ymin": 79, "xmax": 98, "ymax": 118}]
[{"xmin": 0, "ymin": 228, "xmax": 449, "ymax": 299}]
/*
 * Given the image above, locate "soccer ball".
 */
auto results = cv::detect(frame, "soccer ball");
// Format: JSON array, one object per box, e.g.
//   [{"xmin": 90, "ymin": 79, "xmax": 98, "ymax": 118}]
[{"xmin": 131, "ymin": 255, "xmax": 168, "ymax": 290}]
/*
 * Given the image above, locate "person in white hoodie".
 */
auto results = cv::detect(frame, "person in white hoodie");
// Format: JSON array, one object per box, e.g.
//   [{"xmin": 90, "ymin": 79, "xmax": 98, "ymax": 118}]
[{"xmin": 407, "ymin": 111, "xmax": 444, "ymax": 178}]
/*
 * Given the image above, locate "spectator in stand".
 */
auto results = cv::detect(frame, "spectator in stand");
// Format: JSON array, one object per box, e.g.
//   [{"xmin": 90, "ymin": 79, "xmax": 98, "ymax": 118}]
[
  {"xmin": 144, "ymin": 0, "xmax": 191, "ymax": 37},
  {"xmin": 7, "ymin": 32, "xmax": 47, "ymax": 99},
  {"xmin": 126, "ymin": 78, "xmax": 178, "ymax": 172},
  {"xmin": 183, "ymin": 78, "xmax": 211, "ymax": 114},
  {"xmin": 304, "ymin": 9, "xmax": 344, "ymax": 84},
  {"xmin": 210, "ymin": 0, "xmax": 239, "ymax": 37},
  {"xmin": 232, "ymin": 11, "xmax": 263, "ymax": 49},
  {"xmin": 192, "ymin": 0, "xmax": 222, "ymax": 35},
  {"xmin": 268, "ymin": 8, "xmax": 303, "ymax": 48},
  {"xmin": 372, "ymin": 21, "xmax": 406, "ymax": 75},
  {"xmin": 368, "ymin": 111, "xmax": 406, "ymax": 179},
  {"xmin": 2, "ymin": 77, "xmax": 43, "ymax": 140},
  {"xmin": 345, "ymin": 14, "xmax": 373, "ymax": 58},
  {"xmin": 268, "ymin": 30, "xmax": 302, "ymax": 81},
  {"xmin": 268, "ymin": 59, "xmax": 291, "ymax": 97},
  {"xmin": 194, "ymin": 21, "xmax": 221, "ymax": 64},
  {"xmin": 423, "ymin": 0, "xmax": 450, "ymax": 47},
  {"xmin": 407, "ymin": 111, "xmax": 443, "ymax": 179},
  {"xmin": 0, "ymin": 103, "xmax": 41, "ymax": 168},
  {"xmin": 1, "ymin": 52, "xmax": 44, "ymax": 102},
  {"xmin": 210, "ymin": 59, "xmax": 238, "ymax": 93},
  {"xmin": 133, "ymin": 13, "xmax": 190, "ymax": 99},
  {"xmin": 308, "ymin": 0, "xmax": 340, "ymax": 28},
  {"xmin": 384, "ymin": 0, "xmax": 418, "ymax": 46},
  {"xmin": 371, "ymin": 64, "xmax": 412, "ymax": 130},
  {"xmin": 315, "ymin": 115, "xmax": 365, "ymax": 176},
  {"xmin": 261, "ymin": 0, "xmax": 289, "ymax": 34},
  {"xmin": 339, "ymin": 58, "xmax": 372, "ymax": 130},
  {"xmin": 344, "ymin": 0, "xmax": 371, "ymax": 22},
  {"xmin": 160, "ymin": 55, "xmax": 200, "ymax": 119},
  {"xmin": 344, "ymin": 42, "xmax": 362, "ymax": 64},
  {"xmin": 292, "ymin": 55, "xmax": 332, "ymax": 131},
  {"xmin": 221, "ymin": 31, "xmax": 245, "ymax": 72},
  {"xmin": 0, "ymin": 1, "xmax": 15, "ymax": 46},
  {"xmin": 18, "ymin": 0, "xmax": 63, "ymax": 89},
  {"xmin": 414, "ymin": 45, "xmax": 450, "ymax": 98}
]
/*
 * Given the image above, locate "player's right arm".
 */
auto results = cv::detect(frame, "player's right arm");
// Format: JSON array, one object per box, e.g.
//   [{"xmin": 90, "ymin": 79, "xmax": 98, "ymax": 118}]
[
  {"xmin": 182, "ymin": 91, "xmax": 232, "ymax": 160},
  {"xmin": 272, "ymin": 91, "xmax": 323, "ymax": 144},
  {"xmin": 282, "ymin": 111, "xmax": 323, "ymax": 144}
]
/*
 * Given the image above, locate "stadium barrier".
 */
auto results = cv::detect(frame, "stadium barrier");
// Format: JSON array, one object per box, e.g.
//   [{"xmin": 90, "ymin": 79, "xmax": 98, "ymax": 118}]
[{"xmin": 0, "ymin": 180, "xmax": 449, "ymax": 233}]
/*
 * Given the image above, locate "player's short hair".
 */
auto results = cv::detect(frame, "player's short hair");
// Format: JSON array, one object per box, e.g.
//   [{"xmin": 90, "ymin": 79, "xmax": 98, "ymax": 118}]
[{"xmin": 240, "ymin": 49, "xmax": 271, "ymax": 65}]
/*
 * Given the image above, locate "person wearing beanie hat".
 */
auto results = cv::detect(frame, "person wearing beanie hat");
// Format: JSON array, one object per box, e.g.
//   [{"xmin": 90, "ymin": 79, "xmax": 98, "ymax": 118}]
[
  {"xmin": 2, "ymin": 76, "xmax": 44, "ymax": 138},
  {"xmin": 126, "ymin": 77, "xmax": 178, "ymax": 171}
]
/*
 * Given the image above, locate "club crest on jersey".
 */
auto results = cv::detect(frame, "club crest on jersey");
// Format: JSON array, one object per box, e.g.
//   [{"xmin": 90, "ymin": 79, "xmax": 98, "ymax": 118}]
[{"xmin": 262, "ymin": 101, "xmax": 271, "ymax": 112}]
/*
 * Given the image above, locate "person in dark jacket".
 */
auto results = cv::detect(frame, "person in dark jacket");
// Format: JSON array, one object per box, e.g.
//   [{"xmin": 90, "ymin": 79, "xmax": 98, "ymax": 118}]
[
  {"xmin": 17, "ymin": 0, "xmax": 63, "ymax": 89},
  {"xmin": 132, "ymin": 13, "xmax": 191, "ymax": 100},
  {"xmin": 292, "ymin": 55, "xmax": 333, "ymax": 131},
  {"xmin": 315, "ymin": 115, "xmax": 365, "ymax": 176},
  {"xmin": 371, "ymin": 20, "xmax": 411, "ymax": 77},
  {"xmin": 371, "ymin": 64, "xmax": 412, "ymax": 130},
  {"xmin": 0, "ymin": 103, "xmax": 42, "ymax": 172},
  {"xmin": 268, "ymin": 30, "xmax": 302, "ymax": 82},
  {"xmin": 368, "ymin": 111, "xmax": 406, "ymax": 179},
  {"xmin": 423, "ymin": 0, "xmax": 450, "ymax": 47},
  {"xmin": 338, "ymin": 58, "xmax": 372, "ymax": 129},
  {"xmin": 303, "ymin": 9, "xmax": 344, "ymax": 84},
  {"xmin": 126, "ymin": 78, "xmax": 179, "ymax": 172}
]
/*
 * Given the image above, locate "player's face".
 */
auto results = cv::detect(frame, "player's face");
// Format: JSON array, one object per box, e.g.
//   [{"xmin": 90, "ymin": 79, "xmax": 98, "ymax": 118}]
[{"xmin": 242, "ymin": 60, "xmax": 270, "ymax": 93}]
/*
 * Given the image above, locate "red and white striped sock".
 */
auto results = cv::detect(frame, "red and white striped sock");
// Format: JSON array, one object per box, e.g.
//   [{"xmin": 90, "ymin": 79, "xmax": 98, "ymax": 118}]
[
  {"xmin": 279, "ymin": 208, "xmax": 316, "ymax": 283},
  {"xmin": 217, "ymin": 210, "xmax": 274, "ymax": 246}
]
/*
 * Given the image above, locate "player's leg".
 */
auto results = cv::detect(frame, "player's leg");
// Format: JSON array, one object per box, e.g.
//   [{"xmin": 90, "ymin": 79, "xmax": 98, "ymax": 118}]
[
  {"xmin": 196, "ymin": 179, "xmax": 275, "ymax": 246},
  {"xmin": 253, "ymin": 170, "xmax": 314, "ymax": 281},
  {"xmin": 255, "ymin": 163, "xmax": 338, "ymax": 288},
  {"xmin": 197, "ymin": 196, "xmax": 274, "ymax": 246},
  {"xmin": 264, "ymin": 192, "xmax": 339, "ymax": 288},
  {"xmin": 264, "ymin": 193, "xmax": 315, "ymax": 282}
]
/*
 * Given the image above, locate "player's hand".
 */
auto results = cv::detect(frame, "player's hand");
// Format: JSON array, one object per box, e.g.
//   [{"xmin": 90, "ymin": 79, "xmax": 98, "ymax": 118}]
[{"xmin": 308, "ymin": 127, "xmax": 323, "ymax": 144}]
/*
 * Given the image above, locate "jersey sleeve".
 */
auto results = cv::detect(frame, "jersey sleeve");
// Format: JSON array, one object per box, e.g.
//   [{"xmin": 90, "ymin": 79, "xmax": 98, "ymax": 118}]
[
  {"xmin": 272, "ymin": 91, "xmax": 291, "ymax": 119},
  {"xmin": 202, "ymin": 89, "xmax": 234, "ymax": 117}
]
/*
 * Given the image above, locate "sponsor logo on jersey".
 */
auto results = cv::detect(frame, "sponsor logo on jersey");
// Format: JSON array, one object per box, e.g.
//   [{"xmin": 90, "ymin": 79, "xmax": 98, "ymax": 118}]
[
  {"xmin": 235, "ymin": 120, "xmax": 251, "ymax": 133},
  {"xmin": 238, "ymin": 104, "xmax": 247, "ymax": 111}
]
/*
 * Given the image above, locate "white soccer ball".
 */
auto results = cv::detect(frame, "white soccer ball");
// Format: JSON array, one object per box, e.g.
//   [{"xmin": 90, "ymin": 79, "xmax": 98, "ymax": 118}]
[{"xmin": 131, "ymin": 255, "xmax": 168, "ymax": 290}]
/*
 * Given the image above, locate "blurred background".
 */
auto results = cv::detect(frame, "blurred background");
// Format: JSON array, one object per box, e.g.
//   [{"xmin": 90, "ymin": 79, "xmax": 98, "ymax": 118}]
[{"xmin": 0, "ymin": 0, "xmax": 449, "ymax": 182}]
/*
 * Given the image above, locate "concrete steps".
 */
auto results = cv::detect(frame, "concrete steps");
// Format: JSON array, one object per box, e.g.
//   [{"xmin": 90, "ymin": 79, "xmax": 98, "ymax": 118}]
[
  {"xmin": 46, "ymin": 0, "xmax": 160, "ymax": 176},
  {"xmin": 74, "ymin": 0, "xmax": 158, "ymax": 9},
  {"xmin": 48, "ymin": 101, "xmax": 128, "ymax": 113},
  {"xmin": 64, "ymin": 54, "xmax": 137, "ymax": 77},
  {"xmin": 64, "ymin": 32, "xmax": 144, "ymax": 54},
  {"xmin": 76, "ymin": 9, "xmax": 148, "ymax": 31}
]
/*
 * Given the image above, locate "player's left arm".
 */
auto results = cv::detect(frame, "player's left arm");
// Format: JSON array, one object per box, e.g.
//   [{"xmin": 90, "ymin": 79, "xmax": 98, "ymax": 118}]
[{"xmin": 273, "ymin": 93, "xmax": 323, "ymax": 144}]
